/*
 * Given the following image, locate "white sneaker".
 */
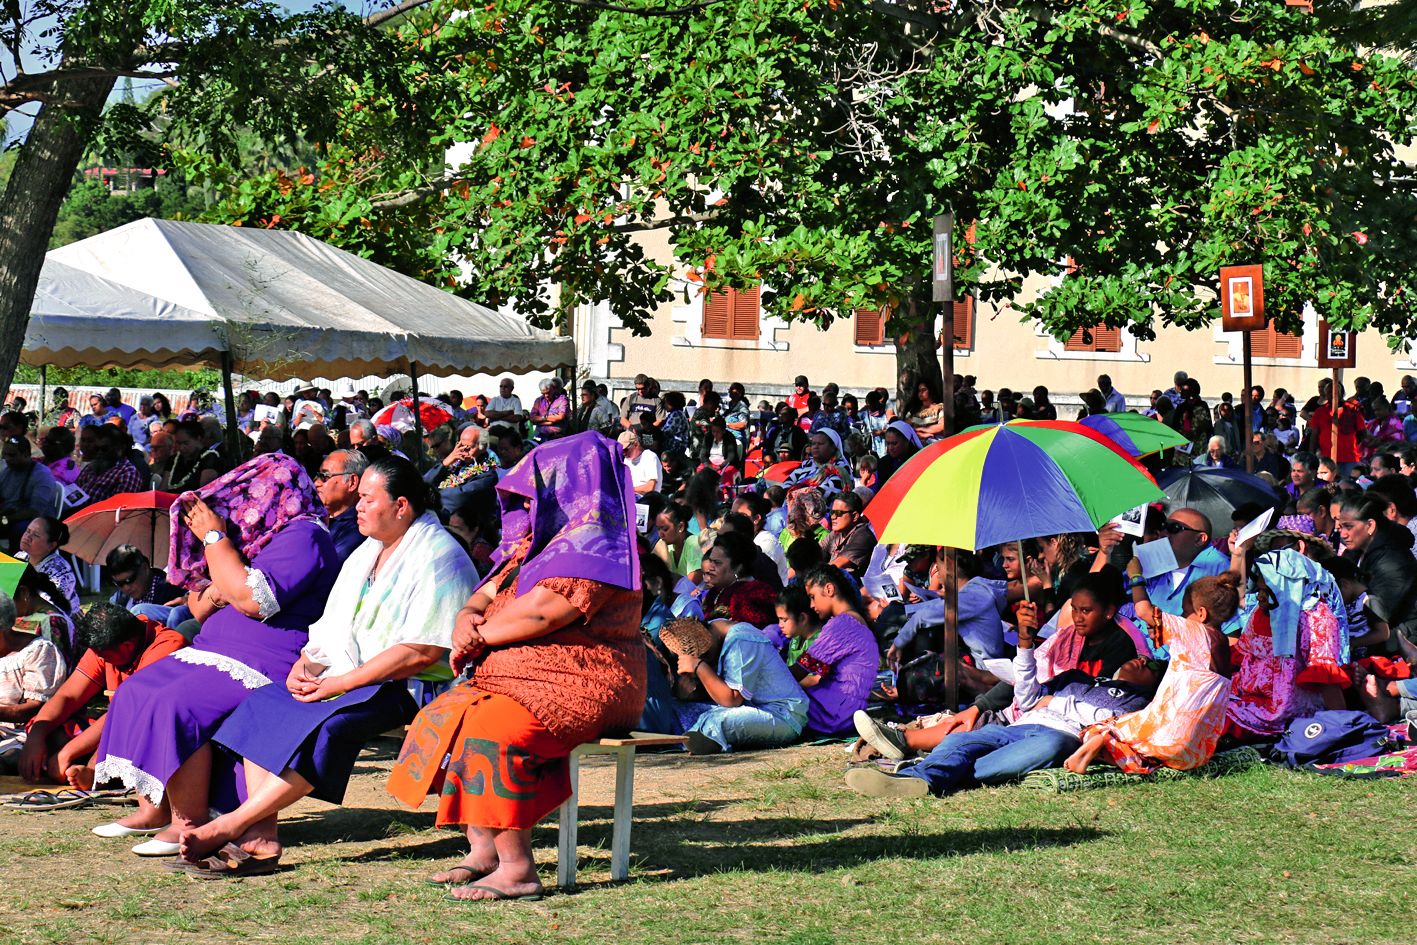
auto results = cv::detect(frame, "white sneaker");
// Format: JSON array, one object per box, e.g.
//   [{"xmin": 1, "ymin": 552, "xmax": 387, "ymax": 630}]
[
  {"xmin": 92, "ymin": 821, "xmax": 169, "ymax": 838},
  {"xmin": 131, "ymin": 838, "xmax": 181, "ymax": 857}
]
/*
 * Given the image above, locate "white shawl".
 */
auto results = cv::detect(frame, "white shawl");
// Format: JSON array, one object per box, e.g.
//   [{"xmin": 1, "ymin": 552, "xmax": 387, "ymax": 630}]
[{"xmin": 303, "ymin": 511, "xmax": 477, "ymax": 677}]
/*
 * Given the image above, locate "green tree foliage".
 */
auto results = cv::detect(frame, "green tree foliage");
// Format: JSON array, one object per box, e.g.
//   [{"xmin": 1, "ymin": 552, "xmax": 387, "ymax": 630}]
[
  {"xmin": 11, "ymin": 364, "xmax": 222, "ymax": 391},
  {"xmin": 0, "ymin": 0, "xmax": 444, "ymax": 401},
  {"xmin": 48, "ymin": 173, "xmax": 208, "ymax": 248},
  {"xmin": 211, "ymin": 0, "xmax": 1417, "ymax": 374}
]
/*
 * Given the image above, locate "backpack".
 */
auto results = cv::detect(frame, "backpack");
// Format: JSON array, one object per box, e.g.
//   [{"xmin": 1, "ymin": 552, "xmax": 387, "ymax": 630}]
[{"xmin": 1273, "ymin": 710, "xmax": 1396, "ymax": 767}]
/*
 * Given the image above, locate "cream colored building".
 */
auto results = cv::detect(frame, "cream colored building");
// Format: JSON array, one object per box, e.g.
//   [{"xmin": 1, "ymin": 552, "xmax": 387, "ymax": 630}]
[{"xmin": 573, "ymin": 228, "xmax": 1414, "ymax": 410}]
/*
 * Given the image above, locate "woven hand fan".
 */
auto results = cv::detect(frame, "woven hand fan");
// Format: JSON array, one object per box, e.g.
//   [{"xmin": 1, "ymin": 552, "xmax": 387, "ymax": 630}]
[{"xmin": 658, "ymin": 617, "xmax": 715, "ymax": 659}]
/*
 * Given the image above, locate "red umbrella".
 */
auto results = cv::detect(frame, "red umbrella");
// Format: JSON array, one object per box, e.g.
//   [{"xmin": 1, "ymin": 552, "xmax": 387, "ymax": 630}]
[
  {"xmin": 371, "ymin": 396, "xmax": 456, "ymax": 433},
  {"xmin": 763, "ymin": 460, "xmax": 801, "ymax": 484},
  {"xmin": 63, "ymin": 491, "xmax": 178, "ymax": 568}
]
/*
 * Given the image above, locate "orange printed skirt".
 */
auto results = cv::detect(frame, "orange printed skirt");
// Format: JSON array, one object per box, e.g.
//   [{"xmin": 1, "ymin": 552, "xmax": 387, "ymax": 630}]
[{"xmin": 387, "ymin": 685, "xmax": 573, "ymax": 830}]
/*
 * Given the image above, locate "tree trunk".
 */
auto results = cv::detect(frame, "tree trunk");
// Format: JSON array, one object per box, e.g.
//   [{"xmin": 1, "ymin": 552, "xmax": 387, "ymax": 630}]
[
  {"xmin": 892, "ymin": 291, "xmax": 943, "ymax": 415},
  {"xmin": 0, "ymin": 75, "xmax": 116, "ymax": 402}
]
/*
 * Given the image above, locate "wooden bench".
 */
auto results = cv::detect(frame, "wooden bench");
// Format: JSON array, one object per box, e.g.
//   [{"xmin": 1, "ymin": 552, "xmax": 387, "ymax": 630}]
[{"xmin": 556, "ymin": 733, "xmax": 687, "ymax": 889}]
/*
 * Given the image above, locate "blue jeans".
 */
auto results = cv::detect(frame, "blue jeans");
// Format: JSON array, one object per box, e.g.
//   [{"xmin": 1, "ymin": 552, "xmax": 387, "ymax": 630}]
[
  {"xmin": 689, "ymin": 705, "xmax": 802, "ymax": 752},
  {"xmin": 901, "ymin": 723, "xmax": 1081, "ymax": 795}
]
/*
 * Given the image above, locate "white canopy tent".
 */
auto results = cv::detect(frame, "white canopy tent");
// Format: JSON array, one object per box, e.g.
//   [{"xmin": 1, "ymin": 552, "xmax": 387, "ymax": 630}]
[{"xmin": 28, "ymin": 217, "xmax": 575, "ymax": 379}]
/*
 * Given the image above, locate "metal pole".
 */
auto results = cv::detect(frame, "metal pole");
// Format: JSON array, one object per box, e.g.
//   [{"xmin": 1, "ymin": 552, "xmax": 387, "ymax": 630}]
[
  {"xmin": 39, "ymin": 366, "xmax": 47, "ymax": 427},
  {"xmin": 941, "ymin": 316, "xmax": 956, "ymax": 437},
  {"xmin": 941, "ymin": 547, "xmax": 959, "ymax": 711},
  {"xmin": 1241, "ymin": 332, "xmax": 1254, "ymax": 474},
  {"xmin": 220, "ymin": 350, "xmax": 239, "ymax": 461},
  {"xmin": 410, "ymin": 360, "xmax": 426, "ymax": 472}
]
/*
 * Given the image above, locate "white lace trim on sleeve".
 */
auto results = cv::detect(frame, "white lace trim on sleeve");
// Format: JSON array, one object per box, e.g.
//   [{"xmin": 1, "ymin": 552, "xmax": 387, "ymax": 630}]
[{"xmin": 245, "ymin": 567, "xmax": 280, "ymax": 620}]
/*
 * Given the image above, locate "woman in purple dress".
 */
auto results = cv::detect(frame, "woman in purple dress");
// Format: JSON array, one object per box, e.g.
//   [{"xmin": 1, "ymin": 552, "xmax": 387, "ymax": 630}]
[
  {"xmin": 799, "ymin": 566, "xmax": 880, "ymax": 735},
  {"xmin": 91, "ymin": 454, "xmax": 337, "ymax": 856}
]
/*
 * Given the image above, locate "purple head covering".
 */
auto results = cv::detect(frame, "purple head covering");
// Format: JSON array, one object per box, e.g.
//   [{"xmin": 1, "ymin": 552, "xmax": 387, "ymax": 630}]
[
  {"xmin": 490, "ymin": 430, "xmax": 640, "ymax": 596},
  {"xmin": 886, "ymin": 420, "xmax": 923, "ymax": 450},
  {"xmin": 168, "ymin": 452, "xmax": 327, "ymax": 590}
]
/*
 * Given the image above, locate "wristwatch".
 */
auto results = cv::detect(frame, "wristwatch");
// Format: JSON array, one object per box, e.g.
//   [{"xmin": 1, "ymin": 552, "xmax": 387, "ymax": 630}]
[{"xmin": 202, "ymin": 529, "xmax": 226, "ymax": 547}]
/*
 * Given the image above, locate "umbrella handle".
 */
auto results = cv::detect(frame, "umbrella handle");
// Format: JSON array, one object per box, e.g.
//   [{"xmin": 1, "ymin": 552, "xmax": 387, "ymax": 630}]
[{"xmin": 1017, "ymin": 539, "xmax": 1030, "ymax": 603}]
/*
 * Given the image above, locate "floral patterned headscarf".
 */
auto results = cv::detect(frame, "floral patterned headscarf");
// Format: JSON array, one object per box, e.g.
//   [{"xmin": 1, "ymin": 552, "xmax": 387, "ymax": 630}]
[{"xmin": 167, "ymin": 452, "xmax": 327, "ymax": 590}]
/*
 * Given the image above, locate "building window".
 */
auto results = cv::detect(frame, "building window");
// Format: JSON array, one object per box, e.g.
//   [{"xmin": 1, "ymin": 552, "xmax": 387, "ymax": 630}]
[
  {"xmin": 701, "ymin": 285, "xmax": 761, "ymax": 340},
  {"xmin": 854, "ymin": 308, "xmax": 886, "ymax": 346},
  {"xmin": 948, "ymin": 296, "xmax": 974, "ymax": 350},
  {"xmin": 1249, "ymin": 321, "xmax": 1303, "ymax": 359},
  {"xmin": 1063, "ymin": 324, "xmax": 1122, "ymax": 353}
]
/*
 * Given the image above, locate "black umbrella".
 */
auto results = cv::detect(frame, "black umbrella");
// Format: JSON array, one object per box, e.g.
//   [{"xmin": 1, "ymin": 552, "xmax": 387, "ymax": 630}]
[{"xmin": 1156, "ymin": 466, "xmax": 1285, "ymax": 535}]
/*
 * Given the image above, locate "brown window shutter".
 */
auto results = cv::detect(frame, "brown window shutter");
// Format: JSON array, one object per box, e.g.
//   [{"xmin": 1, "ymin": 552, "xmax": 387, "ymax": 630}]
[
  {"xmin": 854, "ymin": 308, "xmax": 886, "ymax": 346},
  {"xmin": 1092, "ymin": 325, "xmax": 1121, "ymax": 352},
  {"xmin": 729, "ymin": 285, "xmax": 761, "ymax": 340},
  {"xmin": 1063, "ymin": 323, "xmax": 1120, "ymax": 352},
  {"xmin": 702, "ymin": 289, "xmax": 731, "ymax": 339},
  {"xmin": 1250, "ymin": 322, "xmax": 1301, "ymax": 359},
  {"xmin": 951, "ymin": 296, "xmax": 974, "ymax": 349},
  {"xmin": 1064, "ymin": 326, "xmax": 1092, "ymax": 351}
]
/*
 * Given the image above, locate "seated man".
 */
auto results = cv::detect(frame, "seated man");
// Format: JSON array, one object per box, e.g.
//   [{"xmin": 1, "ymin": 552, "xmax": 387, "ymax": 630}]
[
  {"xmin": 106, "ymin": 544, "xmax": 186, "ymax": 628},
  {"xmin": 846, "ymin": 599, "xmax": 1160, "ymax": 797},
  {"xmin": 0, "ymin": 435, "xmax": 62, "ymax": 551},
  {"xmin": 74, "ymin": 424, "xmax": 146, "ymax": 506},
  {"xmin": 820, "ymin": 491, "xmax": 877, "ymax": 580},
  {"xmin": 18, "ymin": 604, "xmax": 186, "ymax": 796},
  {"xmin": 673, "ymin": 618, "xmax": 809, "ymax": 755},
  {"xmin": 315, "ymin": 449, "xmax": 369, "ymax": 562},
  {"xmin": 1122, "ymin": 507, "xmax": 1233, "ymax": 640},
  {"xmin": 424, "ymin": 423, "xmax": 498, "ymax": 520}
]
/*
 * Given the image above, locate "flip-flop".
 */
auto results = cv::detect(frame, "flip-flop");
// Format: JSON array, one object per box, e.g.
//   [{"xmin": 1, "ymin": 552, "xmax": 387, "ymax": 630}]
[
  {"xmin": 2, "ymin": 789, "xmax": 95, "ymax": 810},
  {"xmin": 424, "ymin": 865, "xmax": 487, "ymax": 887},
  {"xmin": 183, "ymin": 843, "xmax": 281, "ymax": 880},
  {"xmin": 445, "ymin": 882, "xmax": 545, "ymax": 903}
]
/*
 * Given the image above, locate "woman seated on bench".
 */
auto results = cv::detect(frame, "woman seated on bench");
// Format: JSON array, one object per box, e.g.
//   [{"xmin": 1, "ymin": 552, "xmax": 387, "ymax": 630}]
[
  {"xmin": 175, "ymin": 457, "xmax": 477, "ymax": 875},
  {"xmin": 388, "ymin": 432, "xmax": 646, "ymax": 903}
]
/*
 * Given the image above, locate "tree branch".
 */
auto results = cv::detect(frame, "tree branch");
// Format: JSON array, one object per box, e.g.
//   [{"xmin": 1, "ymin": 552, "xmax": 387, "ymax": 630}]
[
  {"xmin": 612, "ymin": 210, "xmax": 720, "ymax": 232},
  {"xmin": 545, "ymin": 0, "xmax": 730, "ymax": 14}
]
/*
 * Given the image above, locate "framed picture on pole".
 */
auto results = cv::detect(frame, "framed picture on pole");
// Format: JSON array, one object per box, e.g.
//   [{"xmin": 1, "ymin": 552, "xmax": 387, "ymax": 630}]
[
  {"xmin": 1317, "ymin": 320, "xmax": 1357, "ymax": 369},
  {"xmin": 1220, "ymin": 264, "xmax": 1264, "ymax": 331}
]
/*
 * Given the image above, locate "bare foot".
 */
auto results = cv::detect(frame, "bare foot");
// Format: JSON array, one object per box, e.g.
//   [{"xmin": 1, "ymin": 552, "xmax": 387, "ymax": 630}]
[
  {"xmin": 447, "ymin": 863, "xmax": 543, "ymax": 901},
  {"xmin": 1063, "ymin": 750, "xmax": 1090, "ymax": 774},
  {"xmin": 64, "ymin": 764, "xmax": 95, "ymax": 790},
  {"xmin": 178, "ymin": 816, "xmax": 241, "ymax": 862},
  {"xmin": 429, "ymin": 854, "xmax": 499, "ymax": 885}
]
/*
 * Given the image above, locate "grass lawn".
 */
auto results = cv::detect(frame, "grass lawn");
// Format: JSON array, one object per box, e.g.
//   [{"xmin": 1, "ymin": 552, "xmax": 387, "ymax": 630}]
[{"xmin": 0, "ymin": 741, "xmax": 1410, "ymax": 945}]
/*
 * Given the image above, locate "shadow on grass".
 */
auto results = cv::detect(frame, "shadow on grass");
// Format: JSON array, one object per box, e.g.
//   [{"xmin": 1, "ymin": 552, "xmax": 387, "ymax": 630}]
[{"xmin": 285, "ymin": 799, "xmax": 1106, "ymax": 885}]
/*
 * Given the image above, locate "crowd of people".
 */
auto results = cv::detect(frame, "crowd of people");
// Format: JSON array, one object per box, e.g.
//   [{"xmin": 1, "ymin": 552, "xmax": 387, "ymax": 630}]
[{"xmin": 0, "ymin": 363, "xmax": 1411, "ymax": 897}]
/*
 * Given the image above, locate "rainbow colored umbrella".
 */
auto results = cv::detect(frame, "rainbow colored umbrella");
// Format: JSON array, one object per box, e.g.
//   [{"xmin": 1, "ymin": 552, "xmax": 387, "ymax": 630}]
[
  {"xmin": 0, "ymin": 553, "xmax": 27, "ymax": 598},
  {"xmin": 1078, "ymin": 411, "xmax": 1188, "ymax": 457},
  {"xmin": 865, "ymin": 421, "xmax": 1164, "ymax": 550}
]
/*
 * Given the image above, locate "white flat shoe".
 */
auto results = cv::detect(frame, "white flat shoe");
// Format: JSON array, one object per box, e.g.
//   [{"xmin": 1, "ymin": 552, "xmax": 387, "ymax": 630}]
[
  {"xmin": 132, "ymin": 838, "xmax": 181, "ymax": 857},
  {"xmin": 93, "ymin": 821, "xmax": 169, "ymax": 838}
]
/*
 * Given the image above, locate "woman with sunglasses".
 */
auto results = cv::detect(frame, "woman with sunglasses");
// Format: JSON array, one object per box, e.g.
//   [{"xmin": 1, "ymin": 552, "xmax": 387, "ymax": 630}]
[{"xmin": 1336, "ymin": 493, "xmax": 1417, "ymax": 650}]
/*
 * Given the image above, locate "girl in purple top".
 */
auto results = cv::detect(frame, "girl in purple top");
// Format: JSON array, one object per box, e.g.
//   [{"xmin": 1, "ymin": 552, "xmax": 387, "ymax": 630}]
[
  {"xmin": 799, "ymin": 566, "xmax": 880, "ymax": 735},
  {"xmin": 92, "ymin": 455, "xmax": 337, "ymax": 854}
]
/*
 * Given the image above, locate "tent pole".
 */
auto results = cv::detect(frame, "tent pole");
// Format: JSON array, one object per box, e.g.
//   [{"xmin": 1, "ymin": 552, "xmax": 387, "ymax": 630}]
[
  {"xmin": 39, "ymin": 366, "xmax": 47, "ymax": 425},
  {"xmin": 410, "ymin": 361, "xmax": 426, "ymax": 472},
  {"xmin": 220, "ymin": 350, "xmax": 239, "ymax": 461}
]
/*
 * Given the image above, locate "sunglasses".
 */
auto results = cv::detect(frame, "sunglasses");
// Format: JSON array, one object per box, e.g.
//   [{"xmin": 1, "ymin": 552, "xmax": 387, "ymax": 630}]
[
  {"xmin": 314, "ymin": 470, "xmax": 353, "ymax": 482},
  {"xmin": 1163, "ymin": 520, "xmax": 1202, "ymax": 535},
  {"xmin": 826, "ymin": 508, "xmax": 855, "ymax": 518},
  {"xmin": 112, "ymin": 573, "xmax": 144, "ymax": 588}
]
